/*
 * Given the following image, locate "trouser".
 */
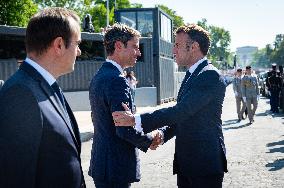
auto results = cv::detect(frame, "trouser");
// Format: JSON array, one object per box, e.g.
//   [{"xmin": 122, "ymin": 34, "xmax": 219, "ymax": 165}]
[
  {"xmin": 270, "ymin": 90, "xmax": 280, "ymax": 112},
  {"xmin": 95, "ymin": 181, "xmax": 131, "ymax": 188},
  {"xmin": 246, "ymin": 97, "xmax": 258, "ymax": 122},
  {"xmin": 236, "ymin": 97, "xmax": 246, "ymax": 119},
  {"xmin": 177, "ymin": 173, "xmax": 224, "ymax": 188}
]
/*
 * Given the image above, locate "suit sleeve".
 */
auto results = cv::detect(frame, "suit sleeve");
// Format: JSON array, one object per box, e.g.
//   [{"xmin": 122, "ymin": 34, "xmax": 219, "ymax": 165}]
[
  {"xmin": 158, "ymin": 126, "xmax": 175, "ymax": 143},
  {"xmin": 106, "ymin": 76, "xmax": 152, "ymax": 152},
  {"xmin": 0, "ymin": 85, "xmax": 42, "ymax": 188},
  {"xmin": 141, "ymin": 70, "xmax": 224, "ymax": 133}
]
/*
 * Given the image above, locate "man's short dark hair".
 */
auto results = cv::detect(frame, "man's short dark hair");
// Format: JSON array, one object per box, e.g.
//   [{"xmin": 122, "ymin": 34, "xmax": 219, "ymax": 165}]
[
  {"xmin": 246, "ymin": 65, "xmax": 251, "ymax": 69},
  {"xmin": 237, "ymin": 68, "xmax": 242, "ymax": 72},
  {"xmin": 175, "ymin": 24, "xmax": 210, "ymax": 55},
  {"xmin": 104, "ymin": 23, "xmax": 141, "ymax": 56},
  {"xmin": 25, "ymin": 7, "xmax": 80, "ymax": 55}
]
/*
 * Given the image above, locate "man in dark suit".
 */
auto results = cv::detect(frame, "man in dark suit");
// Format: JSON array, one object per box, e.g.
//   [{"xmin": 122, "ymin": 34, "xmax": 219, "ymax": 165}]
[
  {"xmin": 113, "ymin": 24, "xmax": 228, "ymax": 188},
  {"xmin": 0, "ymin": 8, "xmax": 85, "ymax": 188},
  {"xmin": 0, "ymin": 80, "xmax": 4, "ymax": 90},
  {"xmin": 88, "ymin": 23, "xmax": 161, "ymax": 188}
]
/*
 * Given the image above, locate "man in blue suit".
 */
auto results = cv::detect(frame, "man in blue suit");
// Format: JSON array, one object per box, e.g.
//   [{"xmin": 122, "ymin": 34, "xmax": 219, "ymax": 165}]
[
  {"xmin": 113, "ymin": 24, "xmax": 228, "ymax": 188},
  {"xmin": 0, "ymin": 80, "xmax": 4, "ymax": 90},
  {"xmin": 0, "ymin": 8, "xmax": 85, "ymax": 188},
  {"xmin": 88, "ymin": 23, "xmax": 161, "ymax": 188}
]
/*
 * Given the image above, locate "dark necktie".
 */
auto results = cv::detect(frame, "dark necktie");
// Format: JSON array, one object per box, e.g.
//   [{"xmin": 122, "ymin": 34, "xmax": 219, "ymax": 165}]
[
  {"xmin": 51, "ymin": 82, "xmax": 77, "ymax": 141},
  {"xmin": 51, "ymin": 82, "xmax": 66, "ymax": 110},
  {"xmin": 177, "ymin": 71, "xmax": 191, "ymax": 101},
  {"xmin": 180, "ymin": 71, "xmax": 191, "ymax": 90}
]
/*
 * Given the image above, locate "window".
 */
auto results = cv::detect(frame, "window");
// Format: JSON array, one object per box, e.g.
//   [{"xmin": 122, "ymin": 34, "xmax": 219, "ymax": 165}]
[
  {"xmin": 137, "ymin": 11, "xmax": 153, "ymax": 37},
  {"xmin": 120, "ymin": 12, "xmax": 136, "ymax": 28},
  {"xmin": 160, "ymin": 13, "xmax": 172, "ymax": 42}
]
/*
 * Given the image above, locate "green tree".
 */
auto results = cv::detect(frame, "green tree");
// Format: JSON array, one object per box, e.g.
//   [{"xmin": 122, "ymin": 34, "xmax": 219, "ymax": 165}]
[
  {"xmin": 156, "ymin": 4, "xmax": 184, "ymax": 30},
  {"xmin": 197, "ymin": 19, "xmax": 231, "ymax": 68},
  {"xmin": 273, "ymin": 34, "xmax": 284, "ymax": 50},
  {"xmin": 270, "ymin": 39, "xmax": 284, "ymax": 65},
  {"xmin": 0, "ymin": 0, "xmax": 38, "ymax": 27},
  {"xmin": 251, "ymin": 48, "xmax": 270, "ymax": 68},
  {"xmin": 88, "ymin": 0, "xmax": 137, "ymax": 31},
  {"xmin": 197, "ymin": 18, "xmax": 209, "ymax": 31},
  {"xmin": 88, "ymin": 4, "xmax": 109, "ymax": 32},
  {"xmin": 33, "ymin": 0, "xmax": 92, "ymax": 18}
]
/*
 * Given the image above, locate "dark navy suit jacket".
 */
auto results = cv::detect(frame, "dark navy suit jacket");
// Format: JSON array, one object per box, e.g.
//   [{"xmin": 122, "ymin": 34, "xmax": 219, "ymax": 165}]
[
  {"xmin": 88, "ymin": 62, "xmax": 153, "ymax": 183},
  {"xmin": 0, "ymin": 62, "xmax": 85, "ymax": 188},
  {"xmin": 142, "ymin": 60, "xmax": 228, "ymax": 177}
]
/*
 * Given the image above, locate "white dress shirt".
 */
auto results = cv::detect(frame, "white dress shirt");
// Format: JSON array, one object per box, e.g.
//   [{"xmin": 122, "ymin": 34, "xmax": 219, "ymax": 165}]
[
  {"xmin": 106, "ymin": 58, "xmax": 124, "ymax": 75},
  {"xmin": 25, "ymin": 57, "xmax": 56, "ymax": 86}
]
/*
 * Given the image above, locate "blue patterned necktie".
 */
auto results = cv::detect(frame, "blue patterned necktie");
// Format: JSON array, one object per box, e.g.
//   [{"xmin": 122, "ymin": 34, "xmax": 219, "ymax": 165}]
[{"xmin": 51, "ymin": 82, "xmax": 66, "ymax": 110}]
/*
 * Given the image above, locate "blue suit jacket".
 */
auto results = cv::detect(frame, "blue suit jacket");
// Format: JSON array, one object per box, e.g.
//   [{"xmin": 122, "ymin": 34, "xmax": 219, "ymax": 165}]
[
  {"xmin": 0, "ymin": 62, "xmax": 85, "ymax": 188},
  {"xmin": 88, "ymin": 62, "xmax": 153, "ymax": 183},
  {"xmin": 142, "ymin": 60, "xmax": 228, "ymax": 177}
]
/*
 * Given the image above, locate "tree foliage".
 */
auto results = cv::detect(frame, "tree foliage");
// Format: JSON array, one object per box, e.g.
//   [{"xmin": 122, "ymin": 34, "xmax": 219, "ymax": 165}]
[
  {"xmin": 33, "ymin": 0, "xmax": 91, "ymax": 18},
  {"xmin": 253, "ymin": 35, "xmax": 284, "ymax": 68},
  {"xmin": 0, "ymin": 0, "xmax": 38, "ymax": 27},
  {"xmin": 2, "ymin": 0, "xmax": 233, "ymax": 64},
  {"xmin": 156, "ymin": 4, "xmax": 184, "ymax": 30},
  {"xmin": 251, "ymin": 47, "xmax": 270, "ymax": 68},
  {"xmin": 87, "ymin": 0, "xmax": 140, "ymax": 32},
  {"xmin": 197, "ymin": 19, "xmax": 231, "ymax": 68},
  {"xmin": 270, "ymin": 36, "xmax": 284, "ymax": 65}
]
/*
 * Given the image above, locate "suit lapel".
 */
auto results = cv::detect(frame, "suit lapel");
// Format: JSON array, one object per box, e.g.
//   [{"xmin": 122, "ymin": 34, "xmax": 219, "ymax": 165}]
[
  {"xmin": 104, "ymin": 61, "xmax": 134, "ymax": 112},
  {"xmin": 40, "ymin": 81, "xmax": 80, "ymax": 149},
  {"xmin": 177, "ymin": 60, "xmax": 209, "ymax": 102},
  {"xmin": 20, "ymin": 62, "xmax": 80, "ymax": 150}
]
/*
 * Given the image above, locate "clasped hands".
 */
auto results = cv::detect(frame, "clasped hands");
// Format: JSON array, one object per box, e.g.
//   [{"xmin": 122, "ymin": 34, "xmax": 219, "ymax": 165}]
[{"xmin": 112, "ymin": 103, "xmax": 163, "ymax": 150}]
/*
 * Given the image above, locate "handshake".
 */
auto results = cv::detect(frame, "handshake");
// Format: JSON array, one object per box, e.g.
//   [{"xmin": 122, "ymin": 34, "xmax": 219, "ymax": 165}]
[
  {"xmin": 148, "ymin": 130, "xmax": 164, "ymax": 150},
  {"xmin": 112, "ymin": 103, "xmax": 164, "ymax": 151}
]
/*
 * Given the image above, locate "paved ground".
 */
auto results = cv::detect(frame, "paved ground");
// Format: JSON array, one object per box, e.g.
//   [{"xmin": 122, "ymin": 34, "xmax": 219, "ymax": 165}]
[{"xmin": 76, "ymin": 85, "xmax": 284, "ymax": 188}]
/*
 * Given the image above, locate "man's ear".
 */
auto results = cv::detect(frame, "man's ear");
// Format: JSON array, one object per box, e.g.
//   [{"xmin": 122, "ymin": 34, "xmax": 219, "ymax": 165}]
[
  {"xmin": 114, "ymin": 40, "xmax": 124, "ymax": 51},
  {"xmin": 52, "ymin": 37, "xmax": 65, "ymax": 55},
  {"xmin": 192, "ymin": 41, "xmax": 200, "ymax": 50}
]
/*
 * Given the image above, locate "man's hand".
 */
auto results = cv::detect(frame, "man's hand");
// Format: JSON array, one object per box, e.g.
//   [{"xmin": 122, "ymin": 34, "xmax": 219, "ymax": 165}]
[
  {"xmin": 112, "ymin": 103, "xmax": 135, "ymax": 126},
  {"xmin": 149, "ymin": 130, "xmax": 163, "ymax": 150}
]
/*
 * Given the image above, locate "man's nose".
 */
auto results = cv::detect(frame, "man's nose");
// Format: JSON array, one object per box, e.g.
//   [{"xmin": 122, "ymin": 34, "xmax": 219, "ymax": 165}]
[
  {"xmin": 77, "ymin": 48, "xmax": 81, "ymax": 56},
  {"xmin": 137, "ymin": 49, "xmax": 141, "ymax": 56}
]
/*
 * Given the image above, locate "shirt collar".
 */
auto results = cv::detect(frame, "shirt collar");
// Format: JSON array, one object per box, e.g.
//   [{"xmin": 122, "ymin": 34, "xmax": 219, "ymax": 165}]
[
  {"xmin": 25, "ymin": 57, "xmax": 56, "ymax": 86},
  {"xmin": 106, "ymin": 58, "xmax": 124, "ymax": 74},
  {"xmin": 187, "ymin": 57, "xmax": 207, "ymax": 74}
]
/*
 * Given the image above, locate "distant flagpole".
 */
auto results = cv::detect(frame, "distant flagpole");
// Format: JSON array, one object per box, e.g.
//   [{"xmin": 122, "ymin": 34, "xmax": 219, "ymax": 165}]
[{"xmin": 106, "ymin": 0, "xmax": 109, "ymax": 26}]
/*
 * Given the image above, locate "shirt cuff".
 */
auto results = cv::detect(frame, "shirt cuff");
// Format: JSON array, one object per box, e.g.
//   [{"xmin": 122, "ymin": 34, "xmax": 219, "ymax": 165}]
[
  {"xmin": 134, "ymin": 114, "xmax": 143, "ymax": 132},
  {"xmin": 157, "ymin": 130, "xmax": 165, "ymax": 145}
]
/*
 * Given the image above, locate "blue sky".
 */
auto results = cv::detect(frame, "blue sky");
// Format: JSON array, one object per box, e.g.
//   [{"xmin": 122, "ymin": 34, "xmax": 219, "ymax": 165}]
[{"xmin": 130, "ymin": 0, "xmax": 283, "ymax": 51}]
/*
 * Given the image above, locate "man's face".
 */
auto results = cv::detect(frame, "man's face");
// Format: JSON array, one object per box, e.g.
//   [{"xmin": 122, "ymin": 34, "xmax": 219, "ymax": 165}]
[
  {"xmin": 246, "ymin": 69, "xmax": 251, "ymax": 75},
  {"xmin": 236, "ymin": 71, "xmax": 242, "ymax": 77},
  {"xmin": 173, "ymin": 32, "xmax": 194, "ymax": 67},
  {"xmin": 60, "ymin": 17, "xmax": 81, "ymax": 74},
  {"xmin": 120, "ymin": 36, "xmax": 141, "ymax": 68}
]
